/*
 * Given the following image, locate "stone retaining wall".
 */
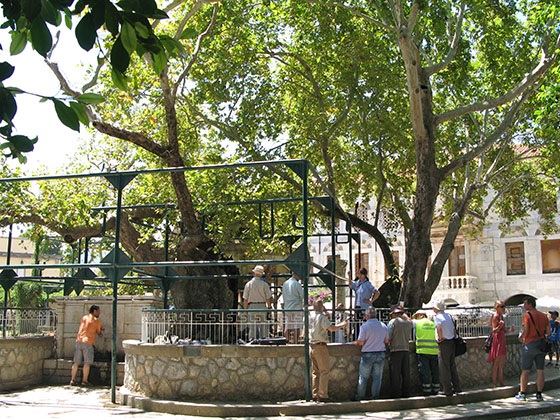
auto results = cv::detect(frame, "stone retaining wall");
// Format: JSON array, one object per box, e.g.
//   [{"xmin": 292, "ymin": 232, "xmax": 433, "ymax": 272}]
[
  {"xmin": 0, "ymin": 336, "xmax": 54, "ymax": 391},
  {"xmin": 122, "ymin": 335, "xmax": 524, "ymax": 402}
]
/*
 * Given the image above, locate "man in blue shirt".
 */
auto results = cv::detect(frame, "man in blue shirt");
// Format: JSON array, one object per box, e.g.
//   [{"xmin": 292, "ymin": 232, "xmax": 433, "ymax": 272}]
[
  {"xmin": 352, "ymin": 306, "xmax": 389, "ymax": 400},
  {"xmin": 349, "ymin": 268, "xmax": 380, "ymax": 338}
]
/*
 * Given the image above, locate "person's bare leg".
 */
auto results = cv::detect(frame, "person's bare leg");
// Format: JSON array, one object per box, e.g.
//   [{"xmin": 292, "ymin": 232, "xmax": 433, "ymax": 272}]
[
  {"xmin": 520, "ymin": 370, "xmax": 529, "ymax": 393},
  {"xmin": 82, "ymin": 364, "xmax": 91, "ymax": 383},
  {"xmin": 70, "ymin": 363, "xmax": 79, "ymax": 384},
  {"xmin": 496, "ymin": 355, "xmax": 505, "ymax": 386},
  {"xmin": 492, "ymin": 361, "xmax": 498, "ymax": 387},
  {"xmin": 536, "ymin": 369, "xmax": 545, "ymax": 392}
]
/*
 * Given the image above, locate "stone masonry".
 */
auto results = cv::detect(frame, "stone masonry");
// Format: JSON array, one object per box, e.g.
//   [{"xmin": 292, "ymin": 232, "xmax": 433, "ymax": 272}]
[
  {"xmin": 122, "ymin": 336, "xmax": 524, "ymax": 402},
  {"xmin": 0, "ymin": 336, "xmax": 54, "ymax": 391}
]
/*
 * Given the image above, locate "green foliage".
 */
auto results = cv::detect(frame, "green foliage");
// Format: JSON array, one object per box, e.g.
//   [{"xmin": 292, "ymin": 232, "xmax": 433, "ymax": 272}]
[{"xmin": 0, "ymin": 0, "xmax": 170, "ymax": 158}]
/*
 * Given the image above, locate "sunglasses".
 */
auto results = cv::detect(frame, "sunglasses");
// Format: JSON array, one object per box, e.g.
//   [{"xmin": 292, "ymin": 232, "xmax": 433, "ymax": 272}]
[{"xmin": 497, "ymin": 305, "xmax": 505, "ymax": 308}]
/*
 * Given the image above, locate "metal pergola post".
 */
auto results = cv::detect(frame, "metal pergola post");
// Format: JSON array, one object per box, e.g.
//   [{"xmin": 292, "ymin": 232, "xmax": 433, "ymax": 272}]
[
  {"xmin": 2, "ymin": 224, "xmax": 13, "ymax": 338},
  {"xmin": 0, "ymin": 159, "xmax": 346, "ymax": 403},
  {"xmin": 301, "ymin": 161, "xmax": 312, "ymax": 402}
]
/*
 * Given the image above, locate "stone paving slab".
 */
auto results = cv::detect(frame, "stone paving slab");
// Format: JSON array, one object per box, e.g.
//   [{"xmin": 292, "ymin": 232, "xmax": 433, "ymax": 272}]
[{"xmin": 1, "ymin": 367, "xmax": 559, "ymax": 419}]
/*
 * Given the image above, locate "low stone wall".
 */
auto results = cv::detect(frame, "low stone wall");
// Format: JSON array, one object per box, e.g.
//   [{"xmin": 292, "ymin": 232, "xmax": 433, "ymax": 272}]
[
  {"xmin": 0, "ymin": 336, "xmax": 55, "ymax": 391},
  {"xmin": 122, "ymin": 335, "xmax": 523, "ymax": 402}
]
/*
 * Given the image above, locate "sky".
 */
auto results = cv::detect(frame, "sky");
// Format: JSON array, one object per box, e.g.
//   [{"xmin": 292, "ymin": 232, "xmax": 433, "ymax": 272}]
[{"xmin": 1, "ymin": 26, "xmax": 98, "ymax": 173}]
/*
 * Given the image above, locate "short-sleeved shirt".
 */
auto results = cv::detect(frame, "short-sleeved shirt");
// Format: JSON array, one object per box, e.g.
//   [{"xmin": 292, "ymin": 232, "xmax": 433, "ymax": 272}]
[
  {"xmin": 350, "ymin": 279, "xmax": 378, "ymax": 308},
  {"xmin": 388, "ymin": 316, "xmax": 412, "ymax": 352},
  {"xmin": 358, "ymin": 318, "xmax": 388, "ymax": 352},
  {"xmin": 434, "ymin": 311, "xmax": 456, "ymax": 341},
  {"xmin": 243, "ymin": 277, "xmax": 272, "ymax": 303},
  {"xmin": 76, "ymin": 314, "xmax": 101, "ymax": 345},
  {"xmin": 522, "ymin": 310, "xmax": 549, "ymax": 344},
  {"xmin": 550, "ymin": 320, "xmax": 559, "ymax": 341},
  {"xmin": 282, "ymin": 277, "xmax": 304, "ymax": 310},
  {"xmin": 309, "ymin": 311, "xmax": 331, "ymax": 344}
]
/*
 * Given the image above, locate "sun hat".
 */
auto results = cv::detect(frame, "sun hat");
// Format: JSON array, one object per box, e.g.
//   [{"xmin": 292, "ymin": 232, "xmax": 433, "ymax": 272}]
[{"xmin": 252, "ymin": 265, "xmax": 265, "ymax": 276}]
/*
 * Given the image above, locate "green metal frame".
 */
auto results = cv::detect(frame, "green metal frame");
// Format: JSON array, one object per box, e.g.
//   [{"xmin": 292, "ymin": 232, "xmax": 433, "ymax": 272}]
[{"xmin": 0, "ymin": 159, "xmax": 355, "ymax": 403}]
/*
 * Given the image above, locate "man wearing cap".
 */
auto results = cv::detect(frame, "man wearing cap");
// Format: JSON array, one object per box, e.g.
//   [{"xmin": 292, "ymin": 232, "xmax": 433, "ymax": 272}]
[
  {"xmin": 387, "ymin": 305, "xmax": 412, "ymax": 398},
  {"xmin": 308, "ymin": 299, "xmax": 347, "ymax": 402},
  {"xmin": 351, "ymin": 306, "xmax": 389, "ymax": 400},
  {"xmin": 433, "ymin": 300, "xmax": 462, "ymax": 396},
  {"xmin": 243, "ymin": 265, "xmax": 272, "ymax": 340},
  {"xmin": 349, "ymin": 268, "xmax": 380, "ymax": 338},
  {"xmin": 282, "ymin": 272, "xmax": 304, "ymax": 344},
  {"xmin": 413, "ymin": 311, "xmax": 440, "ymax": 395}
]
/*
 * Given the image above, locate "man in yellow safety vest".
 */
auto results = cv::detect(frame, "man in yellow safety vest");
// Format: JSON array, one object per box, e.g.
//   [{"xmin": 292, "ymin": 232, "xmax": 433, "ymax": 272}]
[{"xmin": 413, "ymin": 311, "xmax": 440, "ymax": 395}]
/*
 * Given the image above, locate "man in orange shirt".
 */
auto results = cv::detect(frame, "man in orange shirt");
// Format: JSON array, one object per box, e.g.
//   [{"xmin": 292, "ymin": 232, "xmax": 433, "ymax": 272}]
[
  {"xmin": 70, "ymin": 305, "xmax": 103, "ymax": 386},
  {"xmin": 516, "ymin": 297, "xmax": 550, "ymax": 401}
]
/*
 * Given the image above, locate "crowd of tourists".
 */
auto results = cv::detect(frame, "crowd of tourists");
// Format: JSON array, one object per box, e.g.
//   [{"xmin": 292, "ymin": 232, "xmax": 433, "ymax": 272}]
[
  {"xmin": 309, "ymin": 295, "xmax": 557, "ymax": 403},
  {"xmin": 239, "ymin": 265, "xmax": 558, "ymax": 402}
]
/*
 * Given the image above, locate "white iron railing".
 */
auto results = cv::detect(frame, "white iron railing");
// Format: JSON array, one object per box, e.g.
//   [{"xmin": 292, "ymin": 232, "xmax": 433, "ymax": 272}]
[
  {"xmin": 141, "ymin": 306, "xmax": 522, "ymax": 345},
  {"xmin": 1, "ymin": 307, "xmax": 57, "ymax": 338}
]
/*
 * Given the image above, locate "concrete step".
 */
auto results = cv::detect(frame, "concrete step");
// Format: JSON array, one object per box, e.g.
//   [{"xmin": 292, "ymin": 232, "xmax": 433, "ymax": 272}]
[{"xmin": 43, "ymin": 359, "xmax": 124, "ymax": 386}]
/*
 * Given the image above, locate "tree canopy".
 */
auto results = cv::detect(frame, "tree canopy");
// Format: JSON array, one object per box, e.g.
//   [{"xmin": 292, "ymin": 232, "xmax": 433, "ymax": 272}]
[{"xmin": 1, "ymin": 0, "xmax": 559, "ymax": 307}]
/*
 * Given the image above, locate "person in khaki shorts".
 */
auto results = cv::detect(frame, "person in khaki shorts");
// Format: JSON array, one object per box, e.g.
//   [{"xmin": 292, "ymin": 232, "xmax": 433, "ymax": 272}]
[
  {"xmin": 243, "ymin": 265, "xmax": 272, "ymax": 340},
  {"xmin": 308, "ymin": 299, "xmax": 347, "ymax": 402},
  {"xmin": 70, "ymin": 305, "xmax": 103, "ymax": 386}
]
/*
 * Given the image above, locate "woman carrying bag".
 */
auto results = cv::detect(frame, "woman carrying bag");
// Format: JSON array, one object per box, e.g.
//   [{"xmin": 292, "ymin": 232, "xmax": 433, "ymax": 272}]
[{"xmin": 487, "ymin": 300, "xmax": 514, "ymax": 387}]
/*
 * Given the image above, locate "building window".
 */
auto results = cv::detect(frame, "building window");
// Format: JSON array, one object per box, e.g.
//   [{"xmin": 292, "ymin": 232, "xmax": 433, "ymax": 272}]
[
  {"xmin": 541, "ymin": 239, "xmax": 560, "ymax": 274},
  {"xmin": 385, "ymin": 250, "xmax": 400, "ymax": 277},
  {"xmin": 506, "ymin": 242, "xmax": 526, "ymax": 275},
  {"xmin": 448, "ymin": 245, "xmax": 466, "ymax": 276},
  {"xmin": 354, "ymin": 252, "xmax": 369, "ymax": 274}
]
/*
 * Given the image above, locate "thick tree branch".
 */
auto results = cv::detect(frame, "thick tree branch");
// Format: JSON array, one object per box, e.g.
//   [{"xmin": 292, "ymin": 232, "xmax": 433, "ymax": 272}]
[
  {"xmin": 435, "ymin": 31, "xmax": 560, "ymax": 126},
  {"xmin": 439, "ymin": 81, "xmax": 538, "ymax": 179},
  {"xmin": 425, "ymin": 2, "xmax": 466, "ymax": 76},
  {"xmin": 91, "ymin": 121, "xmax": 169, "ymax": 158}
]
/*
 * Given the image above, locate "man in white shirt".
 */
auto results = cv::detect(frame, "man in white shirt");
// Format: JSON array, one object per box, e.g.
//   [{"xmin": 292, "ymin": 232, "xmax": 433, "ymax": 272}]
[
  {"xmin": 282, "ymin": 272, "xmax": 304, "ymax": 343},
  {"xmin": 433, "ymin": 300, "xmax": 462, "ymax": 396}
]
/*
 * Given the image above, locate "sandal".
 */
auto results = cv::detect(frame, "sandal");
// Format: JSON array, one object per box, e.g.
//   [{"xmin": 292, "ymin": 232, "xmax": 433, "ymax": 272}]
[
  {"xmin": 69, "ymin": 380, "xmax": 77, "ymax": 386},
  {"xmin": 81, "ymin": 381, "xmax": 92, "ymax": 387}
]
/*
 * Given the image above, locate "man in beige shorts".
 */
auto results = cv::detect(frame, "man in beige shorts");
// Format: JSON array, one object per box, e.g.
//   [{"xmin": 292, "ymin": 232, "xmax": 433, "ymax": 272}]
[{"xmin": 70, "ymin": 305, "xmax": 103, "ymax": 386}]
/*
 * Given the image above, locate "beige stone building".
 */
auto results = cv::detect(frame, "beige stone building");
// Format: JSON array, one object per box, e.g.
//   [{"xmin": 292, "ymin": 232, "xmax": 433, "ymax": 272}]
[
  {"xmin": 0, "ymin": 235, "xmax": 62, "ymax": 278},
  {"xmin": 309, "ymin": 204, "xmax": 560, "ymax": 307}
]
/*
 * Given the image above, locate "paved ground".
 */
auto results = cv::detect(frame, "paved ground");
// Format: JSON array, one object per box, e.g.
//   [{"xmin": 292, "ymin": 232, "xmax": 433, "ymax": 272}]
[{"xmin": 2, "ymin": 366, "xmax": 560, "ymax": 419}]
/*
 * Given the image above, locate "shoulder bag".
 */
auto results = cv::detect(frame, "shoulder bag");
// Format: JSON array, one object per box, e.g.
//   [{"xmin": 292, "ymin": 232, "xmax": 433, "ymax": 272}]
[
  {"xmin": 483, "ymin": 333, "xmax": 493, "ymax": 353},
  {"xmin": 453, "ymin": 318, "xmax": 467, "ymax": 357},
  {"xmin": 528, "ymin": 311, "xmax": 552, "ymax": 354}
]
